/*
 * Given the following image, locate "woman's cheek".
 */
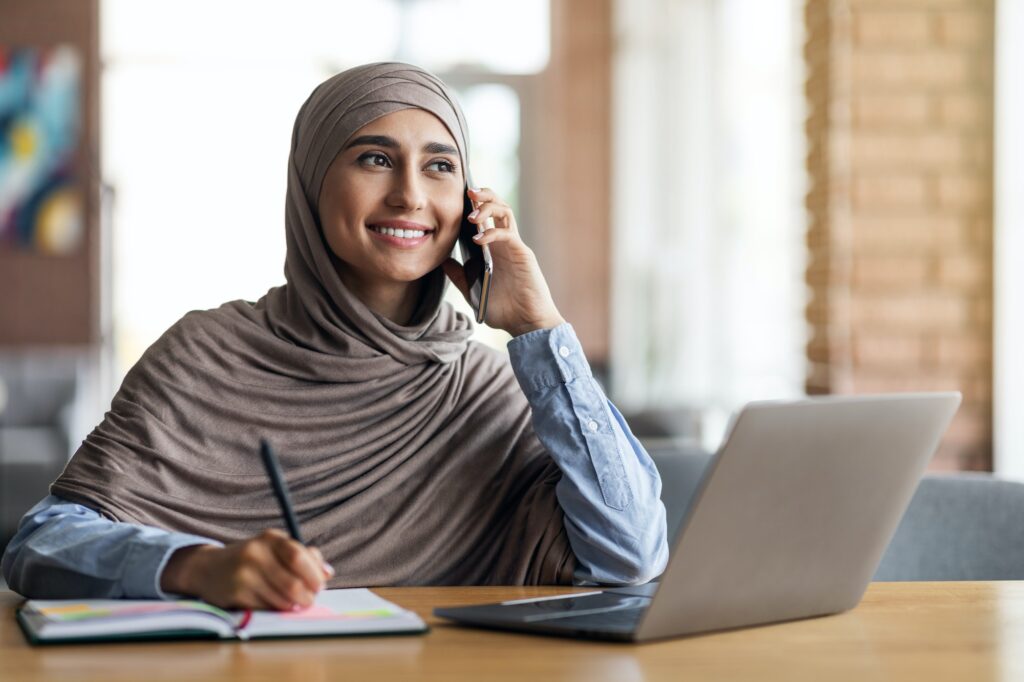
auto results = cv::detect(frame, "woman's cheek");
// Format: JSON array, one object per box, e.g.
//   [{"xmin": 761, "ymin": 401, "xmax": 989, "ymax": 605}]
[{"xmin": 443, "ymin": 228, "xmax": 460, "ymax": 252}]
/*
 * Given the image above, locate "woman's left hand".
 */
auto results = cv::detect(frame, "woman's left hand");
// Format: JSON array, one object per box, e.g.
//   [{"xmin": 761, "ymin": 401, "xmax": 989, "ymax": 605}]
[{"xmin": 441, "ymin": 187, "xmax": 566, "ymax": 337}]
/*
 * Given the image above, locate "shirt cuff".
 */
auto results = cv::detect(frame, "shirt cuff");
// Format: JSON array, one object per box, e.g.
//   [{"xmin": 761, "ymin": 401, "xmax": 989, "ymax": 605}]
[
  {"xmin": 121, "ymin": 530, "xmax": 223, "ymax": 600},
  {"xmin": 507, "ymin": 322, "xmax": 592, "ymax": 395}
]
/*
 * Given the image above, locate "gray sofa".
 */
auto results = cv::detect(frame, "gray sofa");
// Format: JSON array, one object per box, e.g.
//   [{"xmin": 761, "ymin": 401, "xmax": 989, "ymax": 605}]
[
  {"xmin": 0, "ymin": 355, "xmax": 77, "ymax": 549},
  {"xmin": 648, "ymin": 448, "xmax": 1024, "ymax": 581}
]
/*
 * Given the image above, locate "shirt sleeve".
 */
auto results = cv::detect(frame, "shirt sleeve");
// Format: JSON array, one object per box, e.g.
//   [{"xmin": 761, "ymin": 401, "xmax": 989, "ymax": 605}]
[
  {"xmin": 1, "ymin": 494, "xmax": 221, "ymax": 599},
  {"xmin": 507, "ymin": 322, "xmax": 670, "ymax": 585}
]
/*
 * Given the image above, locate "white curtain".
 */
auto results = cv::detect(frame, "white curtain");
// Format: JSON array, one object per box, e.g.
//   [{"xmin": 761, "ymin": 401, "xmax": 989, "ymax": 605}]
[
  {"xmin": 995, "ymin": 0, "xmax": 1024, "ymax": 477},
  {"xmin": 610, "ymin": 0, "xmax": 807, "ymax": 443}
]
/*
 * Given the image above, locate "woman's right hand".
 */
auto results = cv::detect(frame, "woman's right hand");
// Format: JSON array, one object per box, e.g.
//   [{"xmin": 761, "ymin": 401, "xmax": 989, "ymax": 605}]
[{"xmin": 160, "ymin": 529, "xmax": 334, "ymax": 611}]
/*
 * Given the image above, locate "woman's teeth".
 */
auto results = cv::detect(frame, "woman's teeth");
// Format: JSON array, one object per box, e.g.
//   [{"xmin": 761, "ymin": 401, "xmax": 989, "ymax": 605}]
[{"xmin": 370, "ymin": 226, "xmax": 427, "ymax": 239}]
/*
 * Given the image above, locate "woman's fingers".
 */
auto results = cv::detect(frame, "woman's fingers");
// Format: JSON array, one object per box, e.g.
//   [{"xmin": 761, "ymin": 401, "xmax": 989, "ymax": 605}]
[
  {"xmin": 228, "ymin": 530, "xmax": 318, "ymax": 609},
  {"xmin": 467, "ymin": 186, "xmax": 504, "ymax": 206},
  {"xmin": 244, "ymin": 568, "xmax": 297, "ymax": 611},
  {"xmin": 468, "ymin": 201, "xmax": 518, "ymax": 235},
  {"xmin": 467, "ymin": 187, "xmax": 518, "ymax": 233},
  {"xmin": 199, "ymin": 532, "xmax": 330, "ymax": 612},
  {"xmin": 266, "ymin": 533, "xmax": 325, "ymax": 599},
  {"xmin": 237, "ymin": 536, "xmax": 311, "ymax": 609},
  {"xmin": 472, "ymin": 226, "xmax": 516, "ymax": 246},
  {"xmin": 308, "ymin": 546, "xmax": 335, "ymax": 579},
  {"xmin": 259, "ymin": 551, "xmax": 318, "ymax": 609},
  {"xmin": 209, "ymin": 558, "xmax": 292, "ymax": 612},
  {"xmin": 464, "ymin": 183, "xmax": 564, "ymax": 337},
  {"xmin": 260, "ymin": 529, "xmax": 323, "ymax": 591}
]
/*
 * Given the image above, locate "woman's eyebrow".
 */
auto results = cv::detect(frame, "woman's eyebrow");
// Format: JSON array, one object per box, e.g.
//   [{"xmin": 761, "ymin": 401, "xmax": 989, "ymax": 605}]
[
  {"xmin": 424, "ymin": 141, "xmax": 458, "ymax": 155},
  {"xmin": 345, "ymin": 136, "xmax": 457, "ymax": 156},
  {"xmin": 346, "ymin": 134, "xmax": 398, "ymax": 149}
]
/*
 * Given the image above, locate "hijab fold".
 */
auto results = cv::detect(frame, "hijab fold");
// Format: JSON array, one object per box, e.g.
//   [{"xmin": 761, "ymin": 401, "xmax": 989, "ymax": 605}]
[{"xmin": 52, "ymin": 62, "xmax": 576, "ymax": 586}]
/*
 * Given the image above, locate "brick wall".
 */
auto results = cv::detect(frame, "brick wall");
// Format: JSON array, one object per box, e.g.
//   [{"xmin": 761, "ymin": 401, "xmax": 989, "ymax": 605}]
[
  {"xmin": 804, "ymin": 0, "xmax": 994, "ymax": 470},
  {"xmin": 538, "ymin": 0, "xmax": 612, "ymax": 367}
]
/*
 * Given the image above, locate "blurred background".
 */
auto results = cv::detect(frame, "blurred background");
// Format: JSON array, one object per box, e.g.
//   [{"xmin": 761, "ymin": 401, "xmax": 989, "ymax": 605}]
[{"xmin": 0, "ymin": 0, "xmax": 1019, "ymax": 549}]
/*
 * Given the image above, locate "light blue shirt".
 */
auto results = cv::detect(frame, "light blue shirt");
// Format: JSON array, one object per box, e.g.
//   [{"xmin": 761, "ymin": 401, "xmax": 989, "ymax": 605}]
[{"xmin": 2, "ymin": 323, "xmax": 668, "ymax": 598}]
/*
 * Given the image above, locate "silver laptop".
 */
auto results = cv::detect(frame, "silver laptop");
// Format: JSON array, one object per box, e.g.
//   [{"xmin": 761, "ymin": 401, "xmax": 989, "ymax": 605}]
[{"xmin": 434, "ymin": 393, "xmax": 961, "ymax": 642}]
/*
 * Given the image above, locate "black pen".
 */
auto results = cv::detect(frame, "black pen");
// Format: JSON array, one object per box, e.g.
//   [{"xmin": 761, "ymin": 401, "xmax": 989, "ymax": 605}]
[{"xmin": 259, "ymin": 438, "xmax": 305, "ymax": 543}]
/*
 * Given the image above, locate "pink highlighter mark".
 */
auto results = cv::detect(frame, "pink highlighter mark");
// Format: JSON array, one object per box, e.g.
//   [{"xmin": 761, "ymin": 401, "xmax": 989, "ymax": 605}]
[{"xmin": 279, "ymin": 606, "xmax": 338, "ymax": 620}]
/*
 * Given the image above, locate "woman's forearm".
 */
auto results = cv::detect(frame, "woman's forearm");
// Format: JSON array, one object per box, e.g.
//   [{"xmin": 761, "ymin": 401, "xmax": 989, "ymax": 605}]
[
  {"xmin": 1, "ymin": 495, "xmax": 220, "ymax": 599},
  {"xmin": 508, "ymin": 323, "xmax": 670, "ymax": 585}
]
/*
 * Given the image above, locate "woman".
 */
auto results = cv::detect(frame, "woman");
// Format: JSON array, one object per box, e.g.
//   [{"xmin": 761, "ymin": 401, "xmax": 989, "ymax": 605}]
[{"xmin": 2, "ymin": 63, "xmax": 668, "ymax": 611}]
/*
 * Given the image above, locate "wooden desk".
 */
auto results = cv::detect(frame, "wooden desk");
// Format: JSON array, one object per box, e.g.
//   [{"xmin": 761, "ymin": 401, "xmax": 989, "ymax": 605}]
[{"xmin": 3, "ymin": 582, "xmax": 1023, "ymax": 681}]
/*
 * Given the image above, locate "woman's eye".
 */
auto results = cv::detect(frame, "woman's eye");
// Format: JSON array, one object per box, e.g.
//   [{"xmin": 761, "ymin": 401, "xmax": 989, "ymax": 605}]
[
  {"xmin": 359, "ymin": 152, "xmax": 391, "ymax": 168},
  {"xmin": 426, "ymin": 159, "xmax": 456, "ymax": 173}
]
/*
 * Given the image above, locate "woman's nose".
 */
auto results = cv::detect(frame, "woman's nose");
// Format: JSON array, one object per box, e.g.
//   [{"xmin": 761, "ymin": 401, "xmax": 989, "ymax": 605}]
[{"xmin": 386, "ymin": 166, "xmax": 426, "ymax": 211}]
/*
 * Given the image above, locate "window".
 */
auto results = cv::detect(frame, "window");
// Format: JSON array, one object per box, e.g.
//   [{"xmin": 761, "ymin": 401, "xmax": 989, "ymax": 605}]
[
  {"xmin": 101, "ymin": 0, "xmax": 549, "ymax": 378},
  {"xmin": 994, "ymin": 0, "xmax": 1024, "ymax": 476},
  {"xmin": 610, "ymin": 0, "xmax": 807, "ymax": 449}
]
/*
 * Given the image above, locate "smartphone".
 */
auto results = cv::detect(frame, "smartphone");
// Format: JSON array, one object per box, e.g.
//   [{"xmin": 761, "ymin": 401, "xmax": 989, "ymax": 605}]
[{"xmin": 458, "ymin": 191, "xmax": 493, "ymax": 324}]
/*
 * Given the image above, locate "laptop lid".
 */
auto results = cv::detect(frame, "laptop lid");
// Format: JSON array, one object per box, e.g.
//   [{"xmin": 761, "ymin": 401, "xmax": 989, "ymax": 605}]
[{"xmin": 635, "ymin": 392, "xmax": 961, "ymax": 641}]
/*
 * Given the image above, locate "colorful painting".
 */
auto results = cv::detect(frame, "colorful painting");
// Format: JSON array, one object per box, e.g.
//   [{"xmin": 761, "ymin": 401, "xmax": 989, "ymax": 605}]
[{"xmin": 0, "ymin": 45, "xmax": 83, "ymax": 255}]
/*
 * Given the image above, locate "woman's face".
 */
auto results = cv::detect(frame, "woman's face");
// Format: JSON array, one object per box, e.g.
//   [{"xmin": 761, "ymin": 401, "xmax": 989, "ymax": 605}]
[{"xmin": 318, "ymin": 108, "xmax": 464, "ymax": 292}]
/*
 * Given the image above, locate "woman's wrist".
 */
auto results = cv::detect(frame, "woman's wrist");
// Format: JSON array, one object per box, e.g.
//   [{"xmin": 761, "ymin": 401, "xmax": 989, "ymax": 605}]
[
  {"xmin": 507, "ymin": 314, "xmax": 566, "ymax": 338},
  {"xmin": 161, "ymin": 544, "xmax": 218, "ymax": 596}
]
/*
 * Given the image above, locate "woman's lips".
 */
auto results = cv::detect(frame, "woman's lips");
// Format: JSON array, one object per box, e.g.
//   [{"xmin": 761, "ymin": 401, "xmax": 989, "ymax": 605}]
[{"xmin": 367, "ymin": 223, "xmax": 434, "ymax": 249}]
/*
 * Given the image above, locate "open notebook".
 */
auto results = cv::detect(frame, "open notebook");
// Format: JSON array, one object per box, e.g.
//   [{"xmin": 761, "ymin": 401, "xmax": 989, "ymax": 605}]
[{"xmin": 16, "ymin": 588, "xmax": 427, "ymax": 645}]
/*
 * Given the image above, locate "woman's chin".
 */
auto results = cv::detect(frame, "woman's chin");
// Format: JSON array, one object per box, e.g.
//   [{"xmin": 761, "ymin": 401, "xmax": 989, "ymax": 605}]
[
  {"xmin": 377, "ymin": 257, "xmax": 451, "ymax": 283},
  {"xmin": 381, "ymin": 267, "xmax": 436, "ymax": 284}
]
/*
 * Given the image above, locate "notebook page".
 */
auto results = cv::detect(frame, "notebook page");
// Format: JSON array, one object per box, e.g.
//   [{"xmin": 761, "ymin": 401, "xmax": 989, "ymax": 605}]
[{"xmin": 243, "ymin": 588, "xmax": 426, "ymax": 639}]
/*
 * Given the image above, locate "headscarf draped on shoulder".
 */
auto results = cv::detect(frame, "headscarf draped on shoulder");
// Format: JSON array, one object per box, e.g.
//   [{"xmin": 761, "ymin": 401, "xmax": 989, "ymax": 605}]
[{"xmin": 52, "ymin": 62, "xmax": 576, "ymax": 586}]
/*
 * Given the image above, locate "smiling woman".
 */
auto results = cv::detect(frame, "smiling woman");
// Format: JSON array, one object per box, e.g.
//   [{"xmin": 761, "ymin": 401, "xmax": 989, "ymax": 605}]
[
  {"xmin": 318, "ymin": 109, "xmax": 465, "ymax": 325},
  {"xmin": 1, "ymin": 63, "xmax": 669, "ymax": 611}
]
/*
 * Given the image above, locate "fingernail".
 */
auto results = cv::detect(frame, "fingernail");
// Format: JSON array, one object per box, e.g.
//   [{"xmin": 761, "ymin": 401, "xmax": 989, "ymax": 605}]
[
  {"xmin": 472, "ymin": 233, "xmax": 483, "ymax": 241},
  {"xmin": 322, "ymin": 561, "xmax": 335, "ymax": 577},
  {"xmin": 468, "ymin": 210, "xmax": 479, "ymax": 220},
  {"xmin": 291, "ymin": 604, "xmax": 303, "ymax": 612}
]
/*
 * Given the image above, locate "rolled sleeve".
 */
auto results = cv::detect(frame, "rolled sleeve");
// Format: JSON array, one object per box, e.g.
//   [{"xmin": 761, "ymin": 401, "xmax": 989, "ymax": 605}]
[
  {"xmin": 121, "ymin": 526, "xmax": 222, "ymax": 599},
  {"xmin": 508, "ymin": 323, "xmax": 668, "ymax": 585},
  {"xmin": 509, "ymin": 323, "xmax": 593, "ymax": 392},
  {"xmin": 1, "ymin": 495, "xmax": 221, "ymax": 600},
  {"xmin": 509, "ymin": 324, "xmax": 631, "ymax": 511}
]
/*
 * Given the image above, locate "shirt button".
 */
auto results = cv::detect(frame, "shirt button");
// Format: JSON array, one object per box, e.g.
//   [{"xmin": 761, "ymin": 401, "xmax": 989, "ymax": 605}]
[
  {"xmin": 587, "ymin": 419, "xmax": 599, "ymax": 432},
  {"xmin": 558, "ymin": 345, "xmax": 571, "ymax": 358}
]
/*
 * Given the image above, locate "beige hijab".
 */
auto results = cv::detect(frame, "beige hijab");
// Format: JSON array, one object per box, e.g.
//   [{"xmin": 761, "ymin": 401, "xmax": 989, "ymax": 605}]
[{"xmin": 51, "ymin": 62, "xmax": 576, "ymax": 586}]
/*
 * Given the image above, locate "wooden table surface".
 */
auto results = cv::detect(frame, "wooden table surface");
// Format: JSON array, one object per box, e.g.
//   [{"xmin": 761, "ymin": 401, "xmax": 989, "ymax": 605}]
[{"xmin": 3, "ymin": 582, "xmax": 1024, "ymax": 681}]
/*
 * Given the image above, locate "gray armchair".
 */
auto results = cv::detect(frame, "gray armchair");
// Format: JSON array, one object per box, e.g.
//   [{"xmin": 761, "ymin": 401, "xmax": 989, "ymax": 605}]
[
  {"xmin": 648, "ymin": 449, "xmax": 1024, "ymax": 581},
  {"xmin": 646, "ymin": 445, "xmax": 713, "ymax": 543},
  {"xmin": 873, "ymin": 473, "xmax": 1024, "ymax": 581}
]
